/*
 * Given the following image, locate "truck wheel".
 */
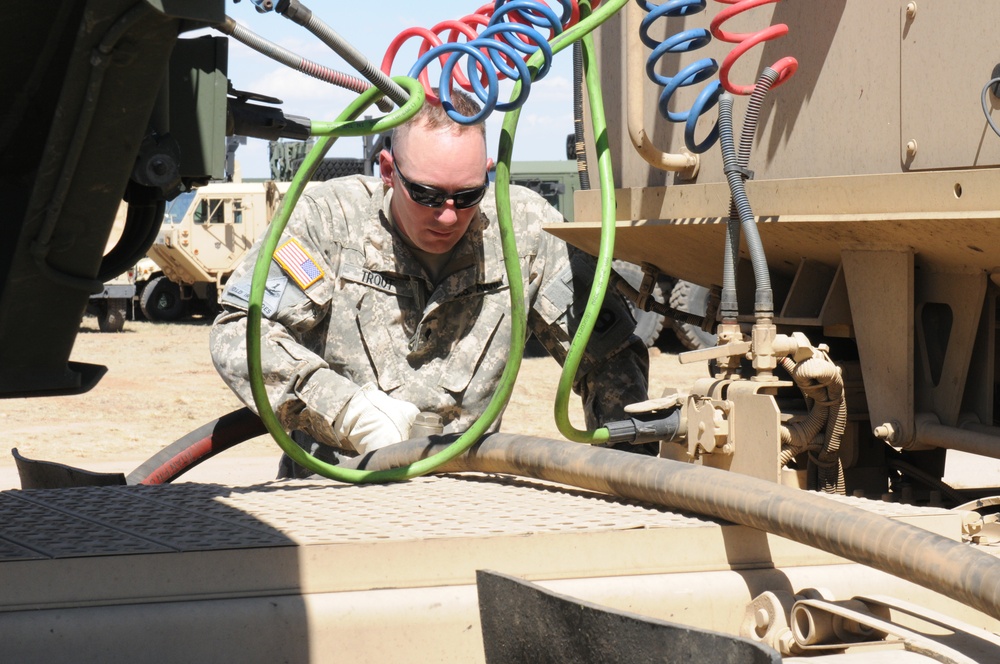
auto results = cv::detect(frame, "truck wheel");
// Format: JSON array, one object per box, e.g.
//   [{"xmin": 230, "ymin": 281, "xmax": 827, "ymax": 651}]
[
  {"xmin": 669, "ymin": 280, "xmax": 717, "ymax": 350},
  {"xmin": 140, "ymin": 276, "xmax": 186, "ymax": 321},
  {"xmin": 97, "ymin": 298, "xmax": 127, "ymax": 333},
  {"xmin": 612, "ymin": 260, "xmax": 665, "ymax": 348}
]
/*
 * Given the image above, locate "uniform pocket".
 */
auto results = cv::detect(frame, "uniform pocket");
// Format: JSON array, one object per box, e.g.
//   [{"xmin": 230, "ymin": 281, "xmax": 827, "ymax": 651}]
[
  {"xmin": 356, "ymin": 289, "xmax": 407, "ymax": 393},
  {"xmin": 439, "ymin": 297, "xmax": 508, "ymax": 394}
]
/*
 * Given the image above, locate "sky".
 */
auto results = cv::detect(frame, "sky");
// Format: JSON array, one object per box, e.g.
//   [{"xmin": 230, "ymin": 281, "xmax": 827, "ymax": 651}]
[{"xmin": 210, "ymin": 1, "xmax": 578, "ymax": 179}]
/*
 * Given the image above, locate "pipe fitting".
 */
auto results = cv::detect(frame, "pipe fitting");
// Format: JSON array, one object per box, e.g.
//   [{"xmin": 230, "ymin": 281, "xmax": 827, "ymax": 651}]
[{"xmin": 873, "ymin": 421, "xmax": 898, "ymax": 443}]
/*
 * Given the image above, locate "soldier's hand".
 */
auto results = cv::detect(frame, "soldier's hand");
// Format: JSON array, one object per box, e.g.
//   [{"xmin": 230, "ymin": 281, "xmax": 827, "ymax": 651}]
[{"xmin": 334, "ymin": 383, "xmax": 420, "ymax": 454}]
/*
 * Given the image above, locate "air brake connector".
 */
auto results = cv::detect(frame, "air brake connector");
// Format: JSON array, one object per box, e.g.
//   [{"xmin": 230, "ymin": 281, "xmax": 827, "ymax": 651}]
[{"xmin": 604, "ymin": 396, "xmax": 683, "ymax": 445}]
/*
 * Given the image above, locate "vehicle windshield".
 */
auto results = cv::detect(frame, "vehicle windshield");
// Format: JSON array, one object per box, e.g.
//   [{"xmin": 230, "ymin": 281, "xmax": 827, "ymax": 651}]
[{"xmin": 163, "ymin": 190, "xmax": 196, "ymax": 224}]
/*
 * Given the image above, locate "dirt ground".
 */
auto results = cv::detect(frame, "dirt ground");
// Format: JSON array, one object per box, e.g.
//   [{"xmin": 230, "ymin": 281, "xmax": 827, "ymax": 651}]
[{"xmin": 0, "ymin": 316, "xmax": 710, "ymax": 489}]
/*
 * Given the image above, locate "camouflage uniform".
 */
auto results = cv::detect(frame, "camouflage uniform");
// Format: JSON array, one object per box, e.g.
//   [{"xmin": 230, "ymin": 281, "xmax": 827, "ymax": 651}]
[{"xmin": 210, "ymin": 175, "xmax": 648, "ymax": 452}]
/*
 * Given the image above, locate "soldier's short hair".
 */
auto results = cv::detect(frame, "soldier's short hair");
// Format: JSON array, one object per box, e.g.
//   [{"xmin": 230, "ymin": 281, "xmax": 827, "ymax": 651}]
[{"xmin": 392, "ymin": 86, "xmax": 486, "ymax": 154}]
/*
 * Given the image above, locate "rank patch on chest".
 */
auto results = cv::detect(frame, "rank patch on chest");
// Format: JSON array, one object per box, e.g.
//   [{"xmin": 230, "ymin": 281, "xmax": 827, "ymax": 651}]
[{"xmin": 274, "ymin": 238, "xmax": 324, "ymax": 290}]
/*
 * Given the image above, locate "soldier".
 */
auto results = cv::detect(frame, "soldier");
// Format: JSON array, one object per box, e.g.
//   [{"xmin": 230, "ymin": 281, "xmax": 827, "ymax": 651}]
[{"xmin": 210, "ymin": 88, "xmax": 651, "ymax": 476}]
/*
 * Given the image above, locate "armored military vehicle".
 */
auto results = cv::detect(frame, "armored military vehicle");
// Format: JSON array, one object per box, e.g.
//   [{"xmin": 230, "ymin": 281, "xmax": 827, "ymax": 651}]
[
  {"xmin": 136, "ymin": 139, "xmax": 377, "ymax": 320},
  {"xmin": 139, "ymin": 179, "xmax": 281, "ymax": 320}
]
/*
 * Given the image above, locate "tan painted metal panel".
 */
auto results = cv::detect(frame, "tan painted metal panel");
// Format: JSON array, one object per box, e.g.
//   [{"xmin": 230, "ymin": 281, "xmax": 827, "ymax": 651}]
[
  {"xmin": 841, "ymin": 249, "xmax": 915, "ymax": 445},
  {"xmin": 564, "ymin": 170, "xmax": 1000, "ymax": 288},
  {"xmin": 4, "ymin": 564, "xmax": 996, "ymax": 663},
  {"xmin": 0, "ymin": 477, "xmax": 963, "ymax": 610},
  {"xmin": 900, "ymin": 1, "xmax": 1000, "ymax": 170},
  {"xmin": 0, "ymin": 477, "xmax": 983, "ymax": 662},
  {"xmin": 592, "ymin": 0, "xmax": 922, "ymax": 188}
]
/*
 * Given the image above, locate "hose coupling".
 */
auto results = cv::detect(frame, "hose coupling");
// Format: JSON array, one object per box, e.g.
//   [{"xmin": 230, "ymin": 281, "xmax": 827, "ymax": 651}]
[
  {"xmin": 276, "ymin": 0, "xmax": 311, "ymax": 24},
  {"xmin": 605, "ymin": 397, "xmax": 683, "ymax": 445},
  {"xmin": 410, "ymin": 412, "xmax": 444, "ymax": 439}
]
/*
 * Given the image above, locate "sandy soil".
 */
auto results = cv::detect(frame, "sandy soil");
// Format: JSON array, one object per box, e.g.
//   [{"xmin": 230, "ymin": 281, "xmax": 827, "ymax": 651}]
[{"xmin": 0, "ymin": 317, "xmax": 710, "ymax": 489}]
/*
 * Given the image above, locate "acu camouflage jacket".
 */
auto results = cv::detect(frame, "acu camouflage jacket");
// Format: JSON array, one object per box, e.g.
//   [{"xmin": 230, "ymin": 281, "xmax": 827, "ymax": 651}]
[{"xmin": 210, "ymin": 175, "xmax": 648, "ymax": 449}]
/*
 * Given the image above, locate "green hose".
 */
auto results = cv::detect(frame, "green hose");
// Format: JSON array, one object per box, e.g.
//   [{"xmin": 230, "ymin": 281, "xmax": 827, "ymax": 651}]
[
  {"xmin": 550, "ymin": 7, "xmax": 618, "ymax": 445},
  {"xmin": 493, "ymin": 0, "xmax": 628, "ymax": 446},
  {"xmin": 246, "ymin": 76, "xmax": 527, "ymax": 484},
  {"xmin": 246, "ymin": 0, "xmax": 628, "ymax": 482}
]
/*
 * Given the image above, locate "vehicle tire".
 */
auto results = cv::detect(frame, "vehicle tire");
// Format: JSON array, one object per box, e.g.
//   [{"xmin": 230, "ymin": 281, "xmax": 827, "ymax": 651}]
[
  {"xmin": 97, "ymin": 298, "xmax": 128, "ymax": 333},
  {"xmin": 140, "ymin": 276, "xmax": 186, "ymax": 321},
  {"xmin": 132, "ymin": 282, "xmax": 148, "ymax": 321},
  {"xmin": 669, "ymin": 280, "xmax": 717, "ymax": 350},
  {"xmin": 612, "ymin": 260, "xmax": 665, "ymax": 348}
]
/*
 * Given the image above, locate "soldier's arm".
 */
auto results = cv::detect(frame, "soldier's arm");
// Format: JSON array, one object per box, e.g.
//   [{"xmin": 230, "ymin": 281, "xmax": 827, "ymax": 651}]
[
  {"xmin": 209, "ymin": 196, "xmax": 364, "ymax": 447},
  {"xmin": 521, "ymin": 193, "xmax": 650, "ymax": 431}
]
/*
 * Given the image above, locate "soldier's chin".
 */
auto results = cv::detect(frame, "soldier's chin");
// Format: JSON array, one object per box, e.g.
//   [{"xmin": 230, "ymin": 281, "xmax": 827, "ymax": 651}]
[{"xmin": 420, "ymin": 232, "xmax": 458, "ymax": 253}]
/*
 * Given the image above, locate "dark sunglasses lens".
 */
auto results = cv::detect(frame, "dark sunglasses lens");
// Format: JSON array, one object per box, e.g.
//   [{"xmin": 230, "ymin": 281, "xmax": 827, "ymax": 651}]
[
  {"xmin": 408, "ymin": 184, "xmax": 447, "ymax": 207},
  {"xmin": 451, "ymin": 186, "xmax": 488, "ymax": 209},
  {"xmin": 396, "ymin": 159, "xmax": 488, "ymax": 209}
]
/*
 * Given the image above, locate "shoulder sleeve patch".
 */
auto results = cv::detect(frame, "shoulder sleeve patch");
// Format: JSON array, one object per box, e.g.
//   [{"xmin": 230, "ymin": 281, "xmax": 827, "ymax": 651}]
[{"xmin": 273, "ymin": 238, "xmax": 324, "ymax": 290}]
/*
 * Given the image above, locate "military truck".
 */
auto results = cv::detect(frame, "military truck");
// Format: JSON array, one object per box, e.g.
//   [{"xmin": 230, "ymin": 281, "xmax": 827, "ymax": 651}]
[
  {"xmin": 85, "ymin": 270, "xmax": 135, "ymax": 332},
  {"xmin": 138, "ymin": 179, "xmax": 281, "ymax": 320},
  {"xmin": 137, "ymin": 139, "xmax": 376, "ymax": 321},
  {"xmin": 9, "ymin": 2, "xmax": 1000, "ymax": 662}
]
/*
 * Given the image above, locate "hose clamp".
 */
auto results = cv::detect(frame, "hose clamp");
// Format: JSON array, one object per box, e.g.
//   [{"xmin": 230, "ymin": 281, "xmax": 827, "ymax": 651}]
[{"xmin": 723, "ymin": 164, "xmax": 754, "ymax": 180}]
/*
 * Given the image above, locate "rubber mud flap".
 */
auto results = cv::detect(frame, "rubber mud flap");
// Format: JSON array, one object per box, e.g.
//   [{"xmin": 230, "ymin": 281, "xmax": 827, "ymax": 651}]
[{"xmin": 477, "ymin": 569, "xmax": 781, "ymax": 664}]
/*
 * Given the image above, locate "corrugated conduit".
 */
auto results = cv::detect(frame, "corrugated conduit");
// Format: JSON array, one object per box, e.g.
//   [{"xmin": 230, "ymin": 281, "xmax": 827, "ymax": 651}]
[{"xmin": 344, "ymin": 433, "xmax": 1000, "ymax": 622}]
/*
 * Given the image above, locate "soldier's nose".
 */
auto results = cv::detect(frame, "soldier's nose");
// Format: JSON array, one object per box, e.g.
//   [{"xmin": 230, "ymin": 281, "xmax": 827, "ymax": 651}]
[{"xmin": 435, "ymin": 206, "xmax": 459, "ymax": 224}]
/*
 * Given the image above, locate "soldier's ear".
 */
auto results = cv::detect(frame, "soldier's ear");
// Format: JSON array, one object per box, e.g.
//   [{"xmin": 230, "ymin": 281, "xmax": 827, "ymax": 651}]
[
  {"xmin": 486, "ymin": 157, "xmax": 494, "ymax": 172},
  {"xmin": 379, "ymin": 150, "xmax": 394, "ymax": 187}
]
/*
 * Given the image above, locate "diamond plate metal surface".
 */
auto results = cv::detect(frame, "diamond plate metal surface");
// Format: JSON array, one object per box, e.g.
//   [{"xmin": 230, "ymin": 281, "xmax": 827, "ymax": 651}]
[
  {"xmin": 14, "ymin": 485, "xmax": 294, "ymax": 552},
  {"xmin": 0, "ymin": 473, "xmax": 960, "ymax": 562},
  {"xmin": 201, "ymin": 474, "xmax": 718, "ymax": 545},
  {"xmin": 0, "ymin": 491, "xmax": 171, "ymax": 558},
  {"xmin": 0, "ymin": 474, "xmax": 717, "ymax": 561}
]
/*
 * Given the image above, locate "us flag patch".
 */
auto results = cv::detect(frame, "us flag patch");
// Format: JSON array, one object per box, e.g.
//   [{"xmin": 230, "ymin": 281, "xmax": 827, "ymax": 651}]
[{"xmin": 273, "ymin": 238, "xmax": 323, "ymax": 290}]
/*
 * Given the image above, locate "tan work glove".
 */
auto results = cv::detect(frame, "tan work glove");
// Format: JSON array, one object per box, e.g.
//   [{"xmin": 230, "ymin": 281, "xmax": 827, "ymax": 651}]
[{"xmin": 334, "ymin": 383, "xmax": 419, "ymax": 454}]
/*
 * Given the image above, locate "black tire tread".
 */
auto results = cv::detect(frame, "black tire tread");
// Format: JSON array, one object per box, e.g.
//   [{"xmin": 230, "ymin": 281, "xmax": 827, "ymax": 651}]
[
  {"xmin": 97, "ymin": 298, "xmax": 127, "ymax": 333},
  {"xmin": 668, "ymin": 280, "xmax": 717, "ymax": 350},
  {"xmin": 140, "ymin": 275, "xmax": 186, "ymax": 321}
]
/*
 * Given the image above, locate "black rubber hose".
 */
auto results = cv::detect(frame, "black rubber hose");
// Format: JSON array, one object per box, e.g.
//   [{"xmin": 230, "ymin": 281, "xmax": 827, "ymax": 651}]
[
  {"xmin": 97, "ymin": 187, "xmax": 165, "ymax": 282},
  {"xmin": 343, "ymin": 433, "xmax": 1000, "ymax": 621},
  {"xmin": 126, "ymin": 407, "xmax": 268, "ymax": 485},
  {"xmin": 720, "ymin": 68, "xmax": 779, "ymax": 319}
]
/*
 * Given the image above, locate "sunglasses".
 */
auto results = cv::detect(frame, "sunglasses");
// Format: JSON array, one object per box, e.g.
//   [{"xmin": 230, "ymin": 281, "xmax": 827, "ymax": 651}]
[{"xmin": 393, "ymin": 157, "xmax": 489, "ymax": 210}]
